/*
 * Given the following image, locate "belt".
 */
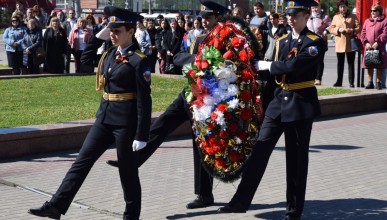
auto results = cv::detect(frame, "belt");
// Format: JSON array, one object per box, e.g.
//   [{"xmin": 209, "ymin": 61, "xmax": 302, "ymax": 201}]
[
  {"xmin": 102, "ymin": 92, "xmax": 136, "ymax": 101},
  {"xmin": 280, "ymin": 80, "xmax": 315, "ymax": 91}
]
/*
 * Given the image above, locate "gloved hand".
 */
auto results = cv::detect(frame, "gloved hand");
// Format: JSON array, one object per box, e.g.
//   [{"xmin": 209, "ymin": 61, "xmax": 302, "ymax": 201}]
[
  {"xmin": 254, "ymin": 61, "xmax": 272, "ymax": 71},
  {"xmin": 132, "ymin": 140, "xmax": 147, "ymax": 151},
  {"xmin": 95, "ymin": 26, "xmax": 111, "ymax": 40}
]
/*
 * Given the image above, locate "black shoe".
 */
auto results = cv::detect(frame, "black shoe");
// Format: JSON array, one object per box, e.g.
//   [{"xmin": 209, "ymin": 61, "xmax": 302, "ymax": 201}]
[
  {"xmin": 365, "ymin": 82, "xmax": 375, "ymax": 89},
  {"xmin": 186, "ymin": 195, "xmax": 214, "ymax": 209},
  {"xmin": 106, "ymin": 160, "xmax": 119, "ymax": 167},
  {"xmin": 284, "ymin": 215, "xmax": 301, "ymax": 220},
  {"xmin": 28, "ymin": 201, "xmax": 61, "ymax": 219},
  {"xmin": 349, "ymin": 84, "xmax": 355, "ymax": 88},
  {"xmin": 376, "ymin": 82, "xmax": 382, "ymax": 90},
  {"xmin": 217, "ymin": 203, "xmax": 246, "ymax": 213},
  {"xmin": 333, "ymin": 82, "xmax": 342, "ymax": 87}
]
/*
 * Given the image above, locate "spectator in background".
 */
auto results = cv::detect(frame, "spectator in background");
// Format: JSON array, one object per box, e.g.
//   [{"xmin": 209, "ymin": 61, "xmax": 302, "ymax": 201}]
[
  {"xmin": 63, "ymin": 9, "xmax": 77, "ymax": 73},
  {"xmin": 135, "ymin": 19, "xmax": 152, "ymax": 57},
  {"xmin": 360, "ymin": 4, "xmax": 387, "ymax": 90},
  {"xmin": 330, "ymin": 0, "xmax": 360, "ymax": 88},
  {"xmin": 250, "ymin": 2, "xmax": 268, "ymax": 28},
  {"xmin": 181, "ymin": 21, "xmax": 193, "ymax": 51},
  {"xmin": 279, "ymin": 12, "xmax": 292, "ymax": 33},
  {"xmin": 250, "ymin": 2, "xmax": 269, "ymax": 53},
  {"xmin": 24, "ymin": 8, "xmax": 35, "ymax": 25},
  {"xmin": 57, "ymin": 11, "xmax": 66, "ymax": 29},
  {"xmin": 156, "ymin": 19, "xmax": 170, "ymax": 74},
  {"xmin": 175, "ymin": 12, "xmax": 183, "ymax": 21},
  {"xmin": 307, "ymin": 0, "xmax": 331, "ymax": 86},
  {"xmin": 13, "ymin": 0, "xmax": 25, "ymax": 21},
  {"xmin": 85, "ymin": 14, "xmax": 101, "ymax": 36},
  {"xmin": 147, "ymin": 19, "xmax": 159, "ymax": 73},
  {"xmin": 232, "ymin": 7, "xmax": 244, "ymax": 18},
  {"xmin": 245, "ymin": 12, "xmax": 253, "ymax": 24},
  {"xmin": 22, "ymin": 19, "xmax": 42, "ymax": 74},
  {"xmin": 3, "ymin": 15, "xmax": 27, "ymax": 75},
  {"xmin": 33, "ymin": 5, "xmax": 46, "ymax": 29},
  {"xmin": 46, "ymin": 10, "xmax": 57, "ymax": 27},
  {"xmin": 164, "ymin": 18, "xmax": 184, "ymax": 75},
  {"xmin": 69, "ymin": 18, "xmax": 92, "ymax": 73},
  {"xmin": 43, "ymin": 17, "xmax": 68, "ymax": 74},
  {"xmin": 143, "ymin": 19, "xmax": 148, "ymax": 28},
  {"xmin": 156, "ymin": 14, "xmax": 164, "ymax": 28},
  {"xmin": 187, "ymin": 17, "xmax": 204, "ymax": 48},
  {"xmin": 178, "ymin": 19, "xmax": 185, "ymax": 30},
  {"xmin": 184, "ymin": 14, "xmax": 192, "ymax": 23},
  {"xmin": 264, "ymin": 13, "xmax": 287, "ymax": 61}
]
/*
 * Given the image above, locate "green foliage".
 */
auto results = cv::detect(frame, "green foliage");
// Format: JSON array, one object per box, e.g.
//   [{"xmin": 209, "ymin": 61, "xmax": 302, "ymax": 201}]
[
  {"xmin": 317, "ymin": 87, "xmax": 356, "ymax": 96},
  {"xmin": 0, "ymin": 75, "xmax": 185, "ymax": 128},
  {"xmin": 0, "ymin": 75, "xmax": 354, "ymax": 128}
]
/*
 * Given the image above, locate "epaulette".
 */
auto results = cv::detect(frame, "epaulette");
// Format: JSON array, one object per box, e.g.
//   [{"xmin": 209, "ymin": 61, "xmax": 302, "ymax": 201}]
[
  {"xmin": 190, "ymin": 34, "xmax": 207, "ymax": 55},
  {"xmin": 306, "ymin": 32, "xmax": 319, "ymax": 41},
  {"xmin": 277, "ymin": 34, "xmax": 288, "ymax": 42},
  {"xmin": 134, "ymin": 50, "xmax": 146, "ymax": 59}
]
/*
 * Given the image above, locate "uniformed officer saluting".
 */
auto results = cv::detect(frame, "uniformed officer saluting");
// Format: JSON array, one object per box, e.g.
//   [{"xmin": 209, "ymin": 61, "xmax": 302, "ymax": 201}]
[
  {"xmin": 217, "ymin": 0, "xmax": 323, "ymax": 220},
  {"xmin": 28, "ymin": 6, "xmax": 151, "ymax": 220}
]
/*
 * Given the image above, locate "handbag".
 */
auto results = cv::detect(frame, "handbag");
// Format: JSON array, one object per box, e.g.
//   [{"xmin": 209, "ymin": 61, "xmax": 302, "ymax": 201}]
[
  {"xmin": 28, "ymin": 35, "xmax": 46, "ymax": 65},
  {"xmin": 364, "ymin": 49, "xmax": 382, "ymax": 66},
  {"xmin": 351, "ymin": 37, "xmax": 363, "ymax": 52}
]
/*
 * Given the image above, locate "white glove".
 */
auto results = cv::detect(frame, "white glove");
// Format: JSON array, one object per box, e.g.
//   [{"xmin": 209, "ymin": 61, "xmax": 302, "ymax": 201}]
[
  {"xmin": 254, "ymin": 61, "xmax": 272, "ymax": 71},
  {"xmin": 132, "ymin": 140, "xmax": 147, "ymax": 151},
  {"xmin": 95, "ymin": 26, "xmax": 111, "ymax": 40}
]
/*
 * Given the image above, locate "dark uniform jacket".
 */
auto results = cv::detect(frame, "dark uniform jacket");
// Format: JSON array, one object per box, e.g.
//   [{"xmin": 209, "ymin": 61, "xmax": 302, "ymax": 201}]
[
  {"xmin": 267, "ymin": 27, "xmax": 323, "ymax": 122},
  {"xmin": 82, "ymin": 39, "xmax": 152, "ymax": 142}
]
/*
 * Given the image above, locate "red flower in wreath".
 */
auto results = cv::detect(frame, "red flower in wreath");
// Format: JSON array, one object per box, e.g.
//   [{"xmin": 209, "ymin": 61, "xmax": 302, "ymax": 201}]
[
  {"xmin": 224, "ymin": 112, "xmax": 232, "ymax": 120},
  {"xmin": 217, "ymin": 104, "xmax": 228, "ymax": 112},
  {"xmin": 229, "ymin": 122, "xmax": 238, "ymax": 132},
  {"xmin": 229, "ymin": 150, "xmax": 242, "ymax": 162},
  {"xmin": 220, "ymin": 27, "xmax": 232, "ymax": 38},
  {"xmin": 240, "ymin": 107, "xmax": 253, "ymax": 120},
  {"xmin": 211, "ymin": 111, "xmax": 218, "ymax": 120},
  {"xmin": 231, "ymin": 36, "xmax": 245, "ymax": 48},
  {"xmin": 237, "ymin": 131, "xmax": 248, "ymax": 140},
  {"xmin": 195, "ymin": 59, "xmax": 210, "ymax": 70},
  {"xmin": 223, "ymin": 50, "xmax": 234, "ymax": 60},
  {"xmin": 241, "ymin": 69, "xmax": 254, "ymax": 82},
  {"xmin": 239, "ymin": 50, "xmax": 249, "ymax": 63},
  {"xmin": 219, "ymin": 130, "xmax": 229, "ymax": 139},
  {"xmin": 240, "ymin": 91, "xmax": 252, "ymax": 102},
  {"xmin": 215, "ymin": 157, "xmax": 227, "ymax": 169}
]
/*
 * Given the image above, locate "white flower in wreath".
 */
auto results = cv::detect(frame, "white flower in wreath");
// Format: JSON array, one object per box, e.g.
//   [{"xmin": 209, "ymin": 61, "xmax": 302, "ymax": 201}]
[
  {"xmin": 192, "ymin": 105, "xmax": 212, "ymax": 121},
  {"xmin": 228, "ymin": 98, "xmax": 239, "ymax": 109},
  {"xmin": 235, "ymin": 137, "xmax": 242, "ymax": 144},
  {"xmin": 213, "ymin": 61, "xmax": 237, "ymax": 83},
  {"xmin": 218, "ymin": 79, "xmax": 229, "ymax": 90},
  {"xmin": 214, "ymin": 110, "xmax": 226, "ymax": 127},
  {"xmin": 203, "ymin": 95, "xmax": 215, "ymax": 106},
  {"xmin": 211, "ymin": 89, "xmax": 223, "ymax": 104},
  {"xmin": 227, "ymin": 84, "xmax": 239, "ymax": 97}
]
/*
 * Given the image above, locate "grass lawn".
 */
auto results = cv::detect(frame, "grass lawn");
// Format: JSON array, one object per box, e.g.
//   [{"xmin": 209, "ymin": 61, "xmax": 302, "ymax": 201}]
[{"xmin": 0, "ymin": 75, "xmax": 354, "ymax": 128}]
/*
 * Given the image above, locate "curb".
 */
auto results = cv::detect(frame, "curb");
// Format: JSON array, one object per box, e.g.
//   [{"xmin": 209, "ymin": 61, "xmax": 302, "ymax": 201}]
[{"xmin": 1, "ymin": 90, "xmax": 386, "ymax": 160}]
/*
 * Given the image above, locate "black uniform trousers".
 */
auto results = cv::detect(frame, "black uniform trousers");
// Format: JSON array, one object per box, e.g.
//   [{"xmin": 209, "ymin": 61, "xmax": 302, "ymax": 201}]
[
  {"xmin": 315, "ymin": 50, "xmax": 326, "ymax": 81},
  {"xmin": 229, "ymin": 115, "xmax": 313, "ymax": 217},
  {"xmin": 136, "ymin": 90, "xmax": 213, "ymax": 196},
  {"xmin": 50, "ymin": 121, "xmax": 141, "ymax": 220}
]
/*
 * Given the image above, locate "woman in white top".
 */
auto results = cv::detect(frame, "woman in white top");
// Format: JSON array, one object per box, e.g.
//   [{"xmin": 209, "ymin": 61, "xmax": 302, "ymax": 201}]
[{"xmin": 187, "ymin": 18, "xmax": 204, "ymax": 48}]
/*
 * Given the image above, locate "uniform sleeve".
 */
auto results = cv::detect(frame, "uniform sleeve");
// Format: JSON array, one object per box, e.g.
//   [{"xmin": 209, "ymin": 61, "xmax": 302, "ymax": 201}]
[
  {"xmin": 134, "ymin": 58, "xmax": 152, "ymax": 141},
  {"xmin": 270, "ymin": 38, "xmax": 324, "ymax": 77},
  {"xmin": 80, "ymin": 36, "xmax": 105, "ymax": 65}
]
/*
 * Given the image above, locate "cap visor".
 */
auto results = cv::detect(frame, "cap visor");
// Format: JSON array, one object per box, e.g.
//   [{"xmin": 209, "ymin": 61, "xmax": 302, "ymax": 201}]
[
  {"xmin": 286, "ymin": 8, "xmax": 303, "ymax": 14},
  {"xmin": 96, "ymin": 26, "xmax": 111, "ymax": 41},
  {"xmin": 200, "ymin": 11, "xmax": 215, "ymax": 18}
]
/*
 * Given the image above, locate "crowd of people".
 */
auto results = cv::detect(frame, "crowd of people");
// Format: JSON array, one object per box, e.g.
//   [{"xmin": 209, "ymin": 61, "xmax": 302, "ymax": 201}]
[{"xmin": 2, "ymin": 1, "xmax": 104, "ymax": 75}]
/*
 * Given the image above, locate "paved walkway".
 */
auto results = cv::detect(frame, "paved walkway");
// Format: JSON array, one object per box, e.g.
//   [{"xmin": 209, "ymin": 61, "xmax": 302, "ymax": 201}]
[{"xmin": 1, "ymin": 111, "xmax": 387, "ymax": 219}]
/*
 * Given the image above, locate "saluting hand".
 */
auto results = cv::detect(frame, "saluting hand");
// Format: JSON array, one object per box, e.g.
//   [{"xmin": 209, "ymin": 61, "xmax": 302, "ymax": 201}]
[{"xmin": 132, "ymin": 140, "xmax": 147, "ymax": 151}]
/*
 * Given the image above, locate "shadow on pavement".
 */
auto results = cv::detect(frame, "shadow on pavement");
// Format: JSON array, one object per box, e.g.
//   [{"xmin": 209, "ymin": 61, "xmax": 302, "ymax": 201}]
[
  {"xmin": 255, "ymin": 198, "xmax": 387, "ymax": 220},
  {"xmin": 275, "ymin": 145, "xmax": 363, "ymax": 153}
]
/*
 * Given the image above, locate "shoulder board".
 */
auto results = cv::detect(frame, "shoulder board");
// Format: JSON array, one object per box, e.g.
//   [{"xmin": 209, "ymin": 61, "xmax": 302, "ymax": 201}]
[
  {"xmin": 134, "ymin": 50, "xmax": 146, "ymax": 59},
  {"xmin": 190, "ymin": 34, "xmax": 207, "ymax": 54},
  {"xmin": 277, "ymin": 34, "xmax": 288, "ymax": 42},
  {"xmin": 306, "ymin": 32, "xmax": 319, "ymax": 41}
]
